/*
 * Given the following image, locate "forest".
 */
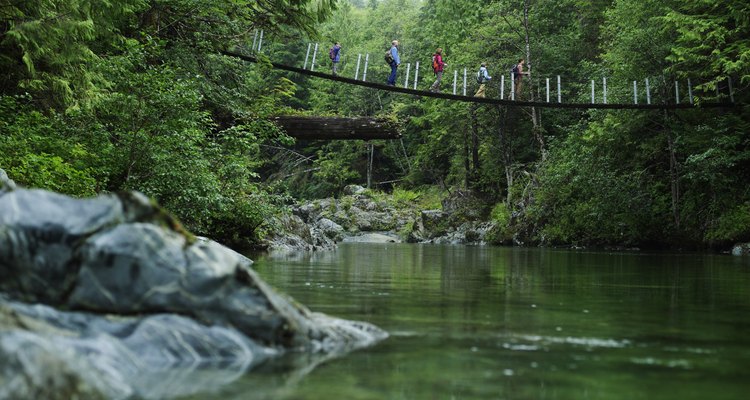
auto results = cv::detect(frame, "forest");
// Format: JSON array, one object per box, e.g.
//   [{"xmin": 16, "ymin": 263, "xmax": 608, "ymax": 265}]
[{"xmin": 1, "ymin": 0, "xmax": 748, "ymax": 249}]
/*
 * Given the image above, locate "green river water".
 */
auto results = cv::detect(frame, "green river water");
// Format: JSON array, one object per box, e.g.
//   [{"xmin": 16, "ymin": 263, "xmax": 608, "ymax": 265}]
[{"xmin": 199, "ymin": 243, "xmax": 750, "ymax": 399}]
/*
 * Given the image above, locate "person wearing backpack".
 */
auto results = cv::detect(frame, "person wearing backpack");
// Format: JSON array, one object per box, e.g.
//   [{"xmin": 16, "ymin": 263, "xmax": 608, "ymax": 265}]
[
  {"xmin": 386, "ymin": 40, "xmax": 400, "ymax": 86},
  {"xmin": 329, "ymin": 42, "xmax": 342, "ymax": 76},
  {"xmin": 512, "ymin": 58, "xmax": 530, "ymax": 99},
  {"xmin": 474, "ymin": 62, "xmax": 492, "ymax": 98},
  {"xmin": 429, "ymin": 48, "xmax": 447, "ymax": 93}
]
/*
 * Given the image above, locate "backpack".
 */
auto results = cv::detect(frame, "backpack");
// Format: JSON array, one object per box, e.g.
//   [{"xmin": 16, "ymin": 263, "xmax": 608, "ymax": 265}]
[
  {"xmin": 511, "ymin": 64, "xmax": 519, "ymax": 77},
  {"xmin": 432, "ymin": 55, "xmax": 439, "ymax": 72},
  {"xmin": 476, "ymin": 69, "xmax": 484, "ymax": 84},
  {"xmin": 384, "ymin": 50, "xmax": 394, "ymax": 64},
  {"xmin": 329, "ymin": 47, "xmax": 336, "ymax": 60}
]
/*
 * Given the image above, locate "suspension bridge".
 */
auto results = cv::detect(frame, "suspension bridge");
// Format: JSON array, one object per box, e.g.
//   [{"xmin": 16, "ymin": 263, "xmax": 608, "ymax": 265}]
[
  {"xmin": 225, "ymin": 49, "xmax": 736, "ymax": 111},
  {"xmin": 224, "ymin": 31, "xmax": 739, "ymax": 142}
]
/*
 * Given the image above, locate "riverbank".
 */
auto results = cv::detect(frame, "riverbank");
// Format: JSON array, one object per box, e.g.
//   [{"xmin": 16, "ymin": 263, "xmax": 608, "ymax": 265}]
[
  {"xmin": 262, "ymin": 185, "xmax": 498, "ymax": 251},
  {"xmin": 262, "ymin": 184, "xmax": 750, "ymax": 255}
]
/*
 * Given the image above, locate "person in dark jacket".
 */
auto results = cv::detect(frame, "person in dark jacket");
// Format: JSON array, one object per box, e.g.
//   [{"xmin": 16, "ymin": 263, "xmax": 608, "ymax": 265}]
[
  {"xmin": 330, "ymin": 42, "xmax": 342, "ymax": 76},
  {"xmin": 429, "ymin": 48, "xmax": 447, "ymax": 93}
]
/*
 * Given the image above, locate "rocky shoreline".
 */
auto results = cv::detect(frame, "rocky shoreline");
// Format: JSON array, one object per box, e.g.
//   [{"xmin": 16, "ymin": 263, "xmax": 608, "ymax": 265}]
[
  {"xmin": 263, "ymin": 185, "xmax": 497, "ymax": 251},
  {"xmin": 264, "ymin": 185, "xmax": 750, "ymax": 257}
]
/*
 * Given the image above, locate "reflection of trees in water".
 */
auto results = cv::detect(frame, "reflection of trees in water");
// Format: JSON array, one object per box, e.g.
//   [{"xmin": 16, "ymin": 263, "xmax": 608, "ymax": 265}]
[{"xmin": 254, "ymin": 244, "xmax": 748, "ymax": 345}]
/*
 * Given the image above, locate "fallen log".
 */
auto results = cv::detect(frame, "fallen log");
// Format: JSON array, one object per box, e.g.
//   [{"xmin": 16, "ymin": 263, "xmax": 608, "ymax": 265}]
[{"xmin": 273, "ymin": 116, "xmax": 401, "ymax": 140}]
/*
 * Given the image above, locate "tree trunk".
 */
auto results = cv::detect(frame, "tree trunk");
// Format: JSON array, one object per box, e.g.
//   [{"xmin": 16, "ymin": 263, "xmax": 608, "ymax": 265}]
[
  {"xmin": 464, "ymin": 107, "xmax": 474, "ymax": 189},
  {"xmin": 664, "ymin": 111, "xmax": 681, "ymax": 228},
  {"xmin": 523, "ymin": 0, "xmax": 547, "ymax": 161},
  {"xmin": 497, "ymin": 106, "xmax": 514, "ymax": 207},
  {"xmin": 471, "ymin": 105, "xmax": 480, "ymax": 186}
]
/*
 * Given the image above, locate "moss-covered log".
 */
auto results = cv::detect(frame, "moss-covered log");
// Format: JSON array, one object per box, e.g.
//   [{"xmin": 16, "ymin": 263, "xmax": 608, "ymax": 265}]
[{"xmin": 273, "ymin": 116, "xmax": 401, "ymax": 140}]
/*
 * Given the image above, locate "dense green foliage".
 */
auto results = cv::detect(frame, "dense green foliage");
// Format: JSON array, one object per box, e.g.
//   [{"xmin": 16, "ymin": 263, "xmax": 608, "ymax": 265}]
[
  {"xmin": 1, "ymin": 0, "xmax": 748, "ymax": 249},
  {"xmin": 0, "ymin": 0, "xmax": 335, "ymax": 246},
  {"xmin": 292, "ymin": 0, "xmax": 749, "ymax": 249}
]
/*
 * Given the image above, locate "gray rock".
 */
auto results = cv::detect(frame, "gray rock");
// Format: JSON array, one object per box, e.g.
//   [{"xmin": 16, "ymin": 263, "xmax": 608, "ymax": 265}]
[
  {"xmin": 420, "ymin": 210, "xmax": 447, "ymax": 238},
  {"xmin": 342, "ymin": 233, "xmax": 401, "ymax": 243},
  {"xmin": 265, "ymin": 214, "xmax": 337, "ymax": 251},
  {"xmin": 732, "ymin": 243, "xmax": 750, "ymax": 256},
  {"xmin": 0, "ymin": 169, "xmax": 15, "ymax": 194},
  {"xmin": 343, "ymin": 185, "xmax": 366, "ymax": 195},
  {"xmin": 292, "ymin": 203, "xmax": 316, "ymax": 223},
  {"xmin": 0, "ymin": 187, "xmax": 387, "ymax": 398},
  {"xmin": 316, "ymin": 218, "xmax": 344, "ymax": 241}
]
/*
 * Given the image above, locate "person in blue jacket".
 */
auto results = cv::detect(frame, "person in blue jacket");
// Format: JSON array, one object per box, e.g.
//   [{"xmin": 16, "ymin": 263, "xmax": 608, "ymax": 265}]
[
  {"xmin": 474, "ymin": 62, "xmax": 492, "ymax": 98},
  {"xmin": 387, "ymin": 40, "xmax": 400, "ymax": 86},
  {"xmin": 330, "ymin": 42, "xmax": 342, "ymax": 76}
]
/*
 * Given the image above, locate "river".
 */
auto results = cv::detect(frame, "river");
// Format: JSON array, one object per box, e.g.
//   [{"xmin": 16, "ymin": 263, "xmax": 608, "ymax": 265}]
[{"xmin": 197, "ymin": 243, "xmax": 750, "ymax": 399}]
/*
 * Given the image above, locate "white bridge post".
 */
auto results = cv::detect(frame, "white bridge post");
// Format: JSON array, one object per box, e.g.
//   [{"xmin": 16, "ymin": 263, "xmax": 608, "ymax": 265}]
[
  {"xmin": 354, "ymin": 54, "xmax": 362, "ymax": 80},
  {"xmin": 404, "ymin": 63, "xmax": 411, "ymax": 88},
  {"xmin": 413, "ymin": 62, "xmax": 420, "ymax": 90},
  {"xmin": 463, "ymin": 68, "xmax": 467, "ymax": 96},
  {"xmin": 363, "ymin": 53, "xmax": 369, "ymax": 81},
  {"xmin": 500, "ymin": 75, "xmax": 505, "ymax": 100},
  {"xmin": 453, "ymin": 70, "xmax": 457, "ymax": 95},
  {"xmin": 310, "ymin": 43, "xmax": 318, "ymax": 71},
  {"xmin": 303, "ymin": 43, "xmax": 312, "ymax": 69}
]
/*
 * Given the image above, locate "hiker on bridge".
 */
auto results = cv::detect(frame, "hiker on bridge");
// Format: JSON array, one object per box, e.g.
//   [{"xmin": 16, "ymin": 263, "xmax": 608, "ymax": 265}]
[
  {"xmin": 474, "ymin": 62, "xmax": 492, "ymax": 98},
  {"xmin": 386, "ymin": 40, "xmax": 400, "ymax": 86},
  {"xmin": 513, "ymin": 58, "xmax": 530, "ymax": 99},
  {"xmin": 330, "ymin": 42, "xmax": 342, "ymax": 76},
  {"xmin": 429, "ymin": 48, "xmax": 447, "ymax": 93}
]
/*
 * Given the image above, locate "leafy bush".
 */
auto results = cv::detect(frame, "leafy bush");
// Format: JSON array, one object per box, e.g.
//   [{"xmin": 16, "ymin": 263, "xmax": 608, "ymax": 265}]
[{"xmin": 705, "ymin": 203, "xmax": 750, "ymax": 244}]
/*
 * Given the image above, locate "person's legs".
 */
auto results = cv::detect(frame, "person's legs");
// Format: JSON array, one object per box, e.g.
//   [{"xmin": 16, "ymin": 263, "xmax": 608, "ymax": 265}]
[
  {"xmin": 430, "ymin": 71, "xmax": 443, "ymax": 92},
  {"xmin": 332, "ymin": 61, "xmax": 338, "ymax": 76},
  {"xmin": 474, "ymin": 84, "xmax": 486, "ymax": 98},
  {"xmin": 515, "ymin": 78, "xmax": 523, "ymax": 99},
  {"xmin": 388, "ymin": 64, "xmax": 398, "ymax": 85}
]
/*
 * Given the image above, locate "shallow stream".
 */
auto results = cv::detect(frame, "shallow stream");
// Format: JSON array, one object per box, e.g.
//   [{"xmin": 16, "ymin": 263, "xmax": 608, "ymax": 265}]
[{"xmin": 192, "ymin": 243, "xmax": 750, "ymax": 399}]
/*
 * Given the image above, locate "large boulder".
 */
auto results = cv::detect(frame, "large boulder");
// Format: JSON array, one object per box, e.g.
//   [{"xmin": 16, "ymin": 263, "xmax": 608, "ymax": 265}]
[
  {"xmin": 264, "ymin": 213, "xmax": 337, "ymax": 251},
  {"xmin": 316, "ymin": 218, "xmax": 345, "ymax": 241},
  {"xmin": 0, "ymin": 175, "xmax": 386, "ymax": 397}
]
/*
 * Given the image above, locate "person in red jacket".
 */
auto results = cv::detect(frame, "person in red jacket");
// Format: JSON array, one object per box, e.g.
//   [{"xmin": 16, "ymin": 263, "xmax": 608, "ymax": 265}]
[{"xmin": 429, "ymin": 48, "xmax": 447, "ymax": 93}]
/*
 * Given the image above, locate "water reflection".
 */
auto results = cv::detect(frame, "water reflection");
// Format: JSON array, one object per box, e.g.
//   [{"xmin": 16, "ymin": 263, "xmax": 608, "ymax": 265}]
[{"xmin": 239, "ymin": 244, "xmax": 750, "ymax": 400}]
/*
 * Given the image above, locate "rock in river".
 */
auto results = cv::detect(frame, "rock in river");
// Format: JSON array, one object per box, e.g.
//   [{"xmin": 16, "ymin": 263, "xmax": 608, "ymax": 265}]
[{"xmin": 0, "ymin": 170, "xmax": 386, "ymax": 399}]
